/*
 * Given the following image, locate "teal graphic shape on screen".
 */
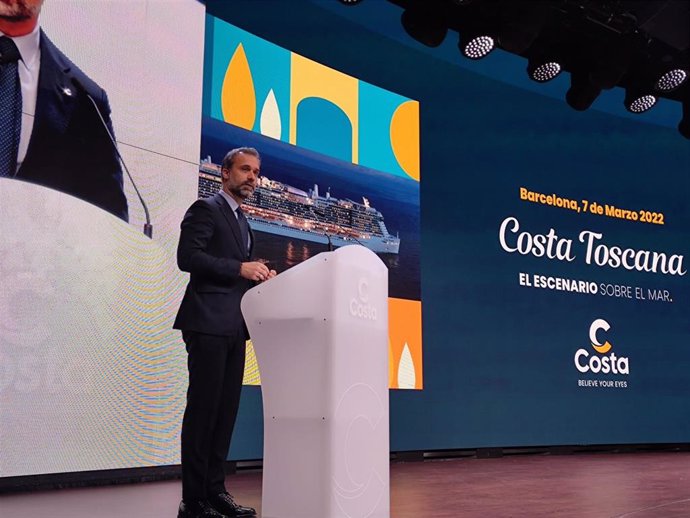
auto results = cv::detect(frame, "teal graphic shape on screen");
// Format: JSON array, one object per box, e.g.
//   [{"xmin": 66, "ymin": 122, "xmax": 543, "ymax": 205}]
[
  {"xmin": 359, "ymin": 82, "xmax": 415, "ymax": 181},
  {"xmin": 296, "ymin": 97, "xmax": 352, "ymax": 163},
  {"xmin": 206, "ymin": 15, "xmax": 290, "ymax": 138}
]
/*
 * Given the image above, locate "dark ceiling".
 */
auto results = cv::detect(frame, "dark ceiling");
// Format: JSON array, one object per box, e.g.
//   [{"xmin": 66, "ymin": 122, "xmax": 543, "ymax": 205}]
[{"xmin": 385, "ymin": 0, "xmax": 690, "ymax": 137}]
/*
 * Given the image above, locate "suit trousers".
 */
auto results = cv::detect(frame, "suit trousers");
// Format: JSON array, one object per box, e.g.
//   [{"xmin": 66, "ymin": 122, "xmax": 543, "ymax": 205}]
[{"xmin": 181, "ymin": 331, "xmax": 247, "ymax": 502}]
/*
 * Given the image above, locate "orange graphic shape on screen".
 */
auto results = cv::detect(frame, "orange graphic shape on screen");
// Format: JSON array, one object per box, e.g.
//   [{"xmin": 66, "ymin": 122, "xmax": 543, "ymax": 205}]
[
  {"xmin": 222, "ymin": 43, "xmax": 256, "ymax": 130},
  {"xmin": 390, "ymin": 100, "xmax": 420, "ymax": 181},
  {"xmin": 243, "ymin": 299, "xmax": 423, "ymax": 390},
  {"xmin": 388, "ymin": 298, "xmax": 423, "ymax": 389}
]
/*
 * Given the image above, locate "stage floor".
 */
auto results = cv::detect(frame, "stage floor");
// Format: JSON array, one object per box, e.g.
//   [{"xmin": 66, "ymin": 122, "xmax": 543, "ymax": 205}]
[{"xmin": 2, "ymin": 452, "xmax": 689, "ymax": 517}]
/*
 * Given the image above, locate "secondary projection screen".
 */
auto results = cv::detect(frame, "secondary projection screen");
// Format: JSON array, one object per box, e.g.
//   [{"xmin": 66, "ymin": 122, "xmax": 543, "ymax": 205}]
[
  {"xmin": 0, "ymin": 1, "xmax": 422, "ymax": 479},
  {"xmin": 0, "ymin": 0, "xmax": 204, "ymax": 477}
]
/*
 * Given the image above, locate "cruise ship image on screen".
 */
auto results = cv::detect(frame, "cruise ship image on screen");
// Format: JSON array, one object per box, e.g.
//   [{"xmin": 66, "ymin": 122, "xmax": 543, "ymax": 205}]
[{"xmin": 199, "ymin": 157, "xmax": 400, "ymax": 254}]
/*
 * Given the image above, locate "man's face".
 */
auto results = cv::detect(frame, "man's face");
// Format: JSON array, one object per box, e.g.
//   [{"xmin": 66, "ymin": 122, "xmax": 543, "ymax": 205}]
[
  {"xmin": 222, "ymin": 152, "xmax": 260, "ymax": 202},
  {"xmin": 0, "ymin": 0, "xmax": 44, "ymax": 21}
]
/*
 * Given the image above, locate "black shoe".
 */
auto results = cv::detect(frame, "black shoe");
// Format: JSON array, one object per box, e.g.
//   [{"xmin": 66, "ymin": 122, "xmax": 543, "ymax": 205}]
[
  {"xmin": 178, "ymin": 499, "xmax": 228, "ymax": 518},
  {"xmin": 208, "ymin": 492, "xmax": 256, "ymax": 517}
]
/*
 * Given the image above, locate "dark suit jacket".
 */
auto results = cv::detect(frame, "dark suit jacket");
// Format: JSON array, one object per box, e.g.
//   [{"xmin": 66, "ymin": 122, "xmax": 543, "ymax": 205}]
[
  {"xmin": 173, "ymin": 193, "xmax": 254, "ymax": 337},
  {"xmin": 16, "ymin": 30, "xmax": 128, "ymax": 222}
]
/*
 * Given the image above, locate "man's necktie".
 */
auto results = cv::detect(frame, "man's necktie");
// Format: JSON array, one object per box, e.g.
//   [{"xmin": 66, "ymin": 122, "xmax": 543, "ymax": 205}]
[
  {"xmin": 0, "ymin": 36, "xmax": 22, "ymax": 178},
  {"xmin": 236, "ymin": 207, "xmax": 250, "ymax": 255}
]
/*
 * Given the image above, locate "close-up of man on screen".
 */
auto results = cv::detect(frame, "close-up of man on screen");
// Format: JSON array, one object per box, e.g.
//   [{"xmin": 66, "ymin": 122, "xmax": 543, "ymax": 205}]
[{"xmin": 0, "ymin": 0, "xmax": 128, "ymax": 221}]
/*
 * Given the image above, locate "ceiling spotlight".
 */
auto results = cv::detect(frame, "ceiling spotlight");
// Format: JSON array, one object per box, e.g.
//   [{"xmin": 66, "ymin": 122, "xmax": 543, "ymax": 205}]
[
  {"xmin": 460, "ymin": 34, "xmax": 494, "ymax": 60},
  {"xmin": 401, "ymin": 8, "xmax": 447, "ymax": 48},
  {"xmin": 589, "ymin": 33, "xmax": 641, "ymax": 90},
  {"xmin": 566, "ymin": 71, "xmax": 601, "ymax": 111},
  {"xmin": 528, "ymin": 61, "xmax": 562, "ymax": 82},
  {"xmin": 655, "ymin": 69, "xmax": 687, "ymax": 92},
  {"xmin": 625, "ymin": 91, "xmax": 657, "ymax": 113},
  {"xmin": 494, "ymin": 6, "xmax": 550, "ymax": 55},
  {"xmin": 338, "ymin": 0, "xmax": 363, "ymax": 4}
]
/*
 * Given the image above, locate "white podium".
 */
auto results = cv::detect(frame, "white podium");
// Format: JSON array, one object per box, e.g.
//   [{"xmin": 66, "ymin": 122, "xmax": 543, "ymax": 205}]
[{"xmin": 241, "ymin": 245, "xmax": 390, "ymax": 518}]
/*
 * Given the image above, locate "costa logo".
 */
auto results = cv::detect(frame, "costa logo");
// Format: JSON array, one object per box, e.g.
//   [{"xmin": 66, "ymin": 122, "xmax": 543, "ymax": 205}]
[
  {"xmin": 350, "ymin": 277, "xmax": 377, "ymax": 320},
  {"xmin": 574, "ymin": 319, "xmax": 629, "ymax": 375}
]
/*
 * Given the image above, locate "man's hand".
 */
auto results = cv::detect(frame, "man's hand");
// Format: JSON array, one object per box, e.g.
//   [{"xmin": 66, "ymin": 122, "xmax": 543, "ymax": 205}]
[{"xmin": 240, "ymin": 261, "xmax": 276, "ymax": 282}]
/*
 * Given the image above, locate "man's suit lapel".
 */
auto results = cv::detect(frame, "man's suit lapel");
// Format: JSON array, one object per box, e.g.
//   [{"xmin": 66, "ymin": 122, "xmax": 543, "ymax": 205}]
[
  {"xmin": 214, "ymin": 193, "xmax": 247, "ymax": 255},
  {"xmin": 20, "ymin": 31, "xmax": 79, "ymax": 174}
]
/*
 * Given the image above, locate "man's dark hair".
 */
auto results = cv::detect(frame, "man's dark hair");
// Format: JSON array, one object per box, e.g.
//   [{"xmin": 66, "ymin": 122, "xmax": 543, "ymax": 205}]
[{"xmin": 221, "ymin": 147, "xmax": 260, "ymax": 170}]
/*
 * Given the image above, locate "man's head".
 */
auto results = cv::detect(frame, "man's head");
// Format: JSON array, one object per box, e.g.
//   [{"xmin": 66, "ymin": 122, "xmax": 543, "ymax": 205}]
[
  {"xmin": 0, "ymin": 0, "xmax": 44, "ymax": 35},
  {"xmin": 221, "ymin": 147, "xmax": 261, "ymax": 204}
]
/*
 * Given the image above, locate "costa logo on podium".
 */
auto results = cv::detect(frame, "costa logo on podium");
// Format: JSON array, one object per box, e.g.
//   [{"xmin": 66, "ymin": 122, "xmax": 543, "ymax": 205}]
[
  {"xmin": 574, "ymin": 318, "xmax": 630, "ymax": 374},
  {"xmin": 350, "ymin": 278, "xmax": 377, "ymax": 320}
]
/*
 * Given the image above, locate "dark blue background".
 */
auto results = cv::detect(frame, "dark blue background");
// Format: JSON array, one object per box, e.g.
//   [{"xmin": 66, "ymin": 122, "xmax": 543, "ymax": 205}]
[{"xmin": 201, "ymin": 0, "xmax": 690, "ymax": 458}]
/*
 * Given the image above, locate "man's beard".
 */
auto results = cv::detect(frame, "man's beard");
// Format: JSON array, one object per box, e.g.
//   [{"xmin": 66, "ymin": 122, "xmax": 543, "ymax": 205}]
[
  {"xmin": 231, "ymin": 184, "xmax": 254, "ymax": 200},
  {"xmin": 0, "ymin": 1, "xmax": 40, "ymax": 21}
]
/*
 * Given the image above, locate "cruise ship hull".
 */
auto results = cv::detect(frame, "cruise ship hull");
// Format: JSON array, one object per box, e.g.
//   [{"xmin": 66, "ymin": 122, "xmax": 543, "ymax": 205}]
[
  {"xmin": 249, "ymin": 217, "xmax": 400, "ymax": 254},
  {"xmin": 199, "ymin": 157, "xmax": 401, "ymax": 255}
]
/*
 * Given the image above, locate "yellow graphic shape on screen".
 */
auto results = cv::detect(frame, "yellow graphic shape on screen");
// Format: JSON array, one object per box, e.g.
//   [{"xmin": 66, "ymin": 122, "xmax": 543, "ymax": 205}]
[
  {"xmin": 592, "ymin": 341, "xmax": 612, "ymax": 354},
  {"xmin": 388, "ymin": 298, "xmax": 423, "ymax": 389},
  {"xmin": 221, "ymin": 43, "xmax": 256, "ymax": 130},
  {"xmin": 243, "ymin": 340, "xmax": 261, "ymax": 385},
  {"xmin": 290, "ymin": 53, "xmax": 359, "ymax": 163},
  {"xmin": 390, "ymin": 100, "xmax": 420, "ymax": 181}
]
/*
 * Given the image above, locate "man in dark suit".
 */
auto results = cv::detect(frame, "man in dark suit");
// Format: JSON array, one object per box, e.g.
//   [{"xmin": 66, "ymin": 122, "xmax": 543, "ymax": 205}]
[
  {"xmin": 174, "ymin": 147, "xmax": 275, "ymax": 518},
  {"xmin": 0, "ymin": 0, "xmax": 128, "ymax": 222}
]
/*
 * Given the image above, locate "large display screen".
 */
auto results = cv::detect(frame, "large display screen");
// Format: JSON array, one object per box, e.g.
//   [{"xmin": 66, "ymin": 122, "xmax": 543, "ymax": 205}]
[
  {"xmin": 0, "ymin": 0, "xmax": 204, "ymax": 477},
  {"xmin": 316, "ymin": 1, "xmax": 690, "ymax": 449},
  {"xmin": 200, "ymin": 17, "xmax": 423, "ymax": 390},
  {"xmin": 0, "ymin": 1, "xmax": 422, "ymax": 479}
]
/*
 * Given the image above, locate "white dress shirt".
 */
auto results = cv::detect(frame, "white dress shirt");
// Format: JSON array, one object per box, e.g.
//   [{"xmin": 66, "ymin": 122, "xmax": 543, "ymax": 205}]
[
  {"xmin": 1, "ymin": 23, "xmax": 41, "ymax": 171},
  {"xmin": 219, "ymin": 189, "xmax": 251, "ymax": 250}
]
